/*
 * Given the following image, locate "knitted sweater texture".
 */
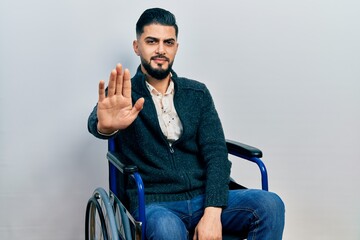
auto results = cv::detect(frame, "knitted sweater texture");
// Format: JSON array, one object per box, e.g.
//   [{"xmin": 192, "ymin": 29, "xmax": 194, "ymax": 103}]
[{"xmin": 88, "ymin": 67, "xmax": 231, "ymax": 211}]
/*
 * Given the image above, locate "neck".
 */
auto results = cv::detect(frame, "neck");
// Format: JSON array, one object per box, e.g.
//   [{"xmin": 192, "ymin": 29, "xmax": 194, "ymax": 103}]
[
  {"xmin": 141, "ymin": 66, "xmax": 171, "ymax": 94},
  {"xmin": 146, "ymin": 76, "xmax": 171, "ymax": 94}
]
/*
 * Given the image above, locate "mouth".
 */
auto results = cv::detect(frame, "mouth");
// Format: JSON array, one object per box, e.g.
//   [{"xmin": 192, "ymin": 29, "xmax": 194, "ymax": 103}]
[{"xmin": 151, "ymin": 56, "xmax": 169, "ymax": 64}]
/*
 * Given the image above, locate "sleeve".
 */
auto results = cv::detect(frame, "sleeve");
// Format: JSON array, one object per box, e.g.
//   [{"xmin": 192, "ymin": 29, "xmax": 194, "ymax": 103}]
[{"xmin": 198, "ymin": 86, "xmax": 232, "ymax": 208}]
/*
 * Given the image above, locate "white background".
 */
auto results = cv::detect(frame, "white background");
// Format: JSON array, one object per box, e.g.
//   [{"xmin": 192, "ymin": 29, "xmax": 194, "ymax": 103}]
[{"xmin": 1, "ymin": 0, "xmax": 359, "ymax": 239}]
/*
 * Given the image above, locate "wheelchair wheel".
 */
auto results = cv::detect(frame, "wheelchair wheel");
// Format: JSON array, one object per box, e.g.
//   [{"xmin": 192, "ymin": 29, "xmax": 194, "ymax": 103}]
[
  {"xmin": 111, "ymin": 193, "xmax": 132, "ymax": 240},
  {"xmin": 85, "ymin": 196, "xmax": 108, "ymax": 240},
  {"xmin": 85, "ymin": 188, "xmax": 119, "ymax": 240}
]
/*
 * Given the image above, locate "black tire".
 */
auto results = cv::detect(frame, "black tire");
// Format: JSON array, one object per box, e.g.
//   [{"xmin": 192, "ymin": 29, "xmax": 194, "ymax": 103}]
[{"xmin": 85, "ymin": 196, "xmax": 108, "ymax": 240}]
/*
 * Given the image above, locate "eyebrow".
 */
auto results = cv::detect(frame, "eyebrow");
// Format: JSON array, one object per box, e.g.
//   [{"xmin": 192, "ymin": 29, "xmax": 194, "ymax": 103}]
[{"xmin": 144, "ymin": 36, "xmax": 176, "ymax": 42}]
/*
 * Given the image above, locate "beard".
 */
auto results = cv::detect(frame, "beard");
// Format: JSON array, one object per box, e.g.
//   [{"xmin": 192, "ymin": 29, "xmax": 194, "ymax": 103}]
[{"xmin": 141, "ymin": 55, "xmax": 174, "ymax": 80}]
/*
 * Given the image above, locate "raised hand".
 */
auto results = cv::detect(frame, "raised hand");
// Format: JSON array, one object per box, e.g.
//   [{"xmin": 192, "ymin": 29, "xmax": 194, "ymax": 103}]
[{"xmin": 97, "ymin": 64, "xmax": 144, "ymax": 134}]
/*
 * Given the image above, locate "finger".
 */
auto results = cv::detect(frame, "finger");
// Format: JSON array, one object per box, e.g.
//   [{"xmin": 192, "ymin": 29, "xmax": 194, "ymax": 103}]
[
  {"xmin": 133, "ymin": 97, "xmax": 145, "ymax": 112},
  {"xmin": 107, "ymin": 69, "xmax": 117, "ymax": 97},
  {"xmin": 129, "ymin": 98, "xmax": 144, "ymax": 120},
  {"xmin": 125, "ymin": 98, "xmax": 144, "ymax": 123},
  {"xmin": 98, "ymin": 80, "xmax": 105, "ymax": 102},
  {"xmin": 122, "ymin": 68, "xmax": 131, "ymax": 98},
  {"xmin": 115, "ymin": 63, "xmax": 123, "ymax": 96}
]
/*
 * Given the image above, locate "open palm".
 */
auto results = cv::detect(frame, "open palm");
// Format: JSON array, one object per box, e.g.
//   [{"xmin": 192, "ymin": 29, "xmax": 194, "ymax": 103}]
[{"xmin": 97, "ymin": 64, "xmax": 144, "ymax": 134}]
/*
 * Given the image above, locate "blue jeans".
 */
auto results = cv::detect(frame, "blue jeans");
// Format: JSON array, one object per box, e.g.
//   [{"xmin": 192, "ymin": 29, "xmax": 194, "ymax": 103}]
[{"xmin": 133, "ymin": 189, "xmax": 285, "ymax": 240}]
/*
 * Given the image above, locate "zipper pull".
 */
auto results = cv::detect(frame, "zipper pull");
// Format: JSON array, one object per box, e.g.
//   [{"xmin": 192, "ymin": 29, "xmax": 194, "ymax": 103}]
[{"xmin": 169, "ymin": 146, "xmax": 174, "ymax": 153}]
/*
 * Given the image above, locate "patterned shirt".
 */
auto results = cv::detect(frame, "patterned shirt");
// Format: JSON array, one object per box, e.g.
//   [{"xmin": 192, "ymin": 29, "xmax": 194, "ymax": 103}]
[{"xmin": 145, "ymin": 80, "xmax": 183, "ymax": 144}]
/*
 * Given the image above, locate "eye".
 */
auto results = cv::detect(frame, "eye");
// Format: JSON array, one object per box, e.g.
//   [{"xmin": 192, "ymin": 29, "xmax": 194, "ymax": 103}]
[
  {"xmin": 146, "ymin": 39, "xmax": 156, "ymax": 45},
  {"xmin": 165, "ymin": 40, "xmax": 175, "ymax": 46}
]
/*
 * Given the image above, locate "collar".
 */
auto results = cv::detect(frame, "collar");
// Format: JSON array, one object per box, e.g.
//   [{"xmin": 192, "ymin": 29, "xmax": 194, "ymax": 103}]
[{"xmin": 145, "ymin": 80, "xmax": 174, "ymax": 96}]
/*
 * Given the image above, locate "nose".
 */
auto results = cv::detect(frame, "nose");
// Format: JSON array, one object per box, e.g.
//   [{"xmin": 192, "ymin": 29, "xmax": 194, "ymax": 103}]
[{"xmin": 155, "ymin": 43, "xmax": 165, "ymax": 55}]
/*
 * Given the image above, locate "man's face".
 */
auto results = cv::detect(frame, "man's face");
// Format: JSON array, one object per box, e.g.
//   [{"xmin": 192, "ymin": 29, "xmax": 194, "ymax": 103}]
[{"xmin": 133, "ymin": 24, "xmax": 178, "ymax": 80}]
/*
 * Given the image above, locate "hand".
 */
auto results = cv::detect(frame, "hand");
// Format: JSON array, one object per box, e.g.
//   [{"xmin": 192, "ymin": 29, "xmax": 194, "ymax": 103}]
[
  {"xmin": 193, "ymin": 207, "xmax": 222, "ymax": 240},
  {"xmin": 97, "ymin": 64, "xmax": 144, "ymax": 134}
]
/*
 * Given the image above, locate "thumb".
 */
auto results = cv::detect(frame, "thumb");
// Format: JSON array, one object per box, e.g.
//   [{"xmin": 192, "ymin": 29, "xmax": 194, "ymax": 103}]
[{"xmin": 133, "ymin": 97, "xmax": 145, "ymax": 111}]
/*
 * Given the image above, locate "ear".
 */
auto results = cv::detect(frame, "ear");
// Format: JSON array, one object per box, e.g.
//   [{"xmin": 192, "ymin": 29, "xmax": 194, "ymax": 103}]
[{"xmin": 133, "ymin": 40, "xmax": 140, "ymax": 56}]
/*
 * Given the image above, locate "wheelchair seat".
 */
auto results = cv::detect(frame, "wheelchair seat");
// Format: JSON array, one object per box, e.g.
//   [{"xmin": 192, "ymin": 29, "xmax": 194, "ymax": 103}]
[{"xmin": 85, "ymin": 139, "xmax": 268, "ymax": 240}]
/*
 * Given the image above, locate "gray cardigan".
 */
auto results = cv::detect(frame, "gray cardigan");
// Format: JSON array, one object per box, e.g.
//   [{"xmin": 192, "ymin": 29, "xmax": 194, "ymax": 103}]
[{"xmin": 88, "ymin": 67, "xmax": 231, "ymax": 211}]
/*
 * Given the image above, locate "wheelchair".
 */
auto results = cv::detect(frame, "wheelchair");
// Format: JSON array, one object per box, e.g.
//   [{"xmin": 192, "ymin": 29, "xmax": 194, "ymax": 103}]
[{"xmin": 85, "ymin": 138, "xmax": 268, "ymax": 240}]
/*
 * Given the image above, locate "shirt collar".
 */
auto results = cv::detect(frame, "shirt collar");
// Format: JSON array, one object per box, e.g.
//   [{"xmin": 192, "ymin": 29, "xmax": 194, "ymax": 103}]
[{"xmin": 146, "ymin": 80, "xmax": 174, "ymax": 96}]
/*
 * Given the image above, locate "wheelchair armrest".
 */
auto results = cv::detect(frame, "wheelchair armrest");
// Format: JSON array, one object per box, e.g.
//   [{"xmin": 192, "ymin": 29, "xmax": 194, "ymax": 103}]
[
  {"xmin": 226, "ymin": 139, "xmax": 268, "ymax": 191},
  {"xmin": 226, "ymin": 139, "xmax": 263, "ymax": 158},
  {"xmin": 107, "ymin": 152, "xmax": 138, "ymax": 174}
]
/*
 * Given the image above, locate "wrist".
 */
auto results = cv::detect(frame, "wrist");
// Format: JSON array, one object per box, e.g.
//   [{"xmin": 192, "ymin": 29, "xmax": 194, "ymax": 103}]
[
  {"xmin": 97, "ymin": 122, "xmax": 118, "ymax": 136},
  {"xmin": 204, "ymin": 207, "xmax": 222, "ymax": 218}
]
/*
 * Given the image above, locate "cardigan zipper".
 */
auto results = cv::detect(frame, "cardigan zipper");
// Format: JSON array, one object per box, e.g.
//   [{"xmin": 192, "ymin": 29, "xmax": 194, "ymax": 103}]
[{"xmin": 169, "ymin": 145, "xmax": 175, "ymax": 153}]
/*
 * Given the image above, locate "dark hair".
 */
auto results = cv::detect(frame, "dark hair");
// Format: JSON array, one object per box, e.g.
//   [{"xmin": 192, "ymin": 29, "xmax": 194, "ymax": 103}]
[{"xmin": 136, "ymin": 8, "xmax": 178, "ymax": 38}]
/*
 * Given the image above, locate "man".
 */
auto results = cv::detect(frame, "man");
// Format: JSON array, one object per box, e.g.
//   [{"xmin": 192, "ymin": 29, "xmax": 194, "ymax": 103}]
[{"xmin": 88, "ymin": 8, "xmax": 285, "ymax": 240}]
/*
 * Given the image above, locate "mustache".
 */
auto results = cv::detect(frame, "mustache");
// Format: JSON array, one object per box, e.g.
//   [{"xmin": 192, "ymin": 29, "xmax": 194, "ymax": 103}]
[{"xmin": 151, "ymin": 55, "xmax": 170, "ymax": 61}]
